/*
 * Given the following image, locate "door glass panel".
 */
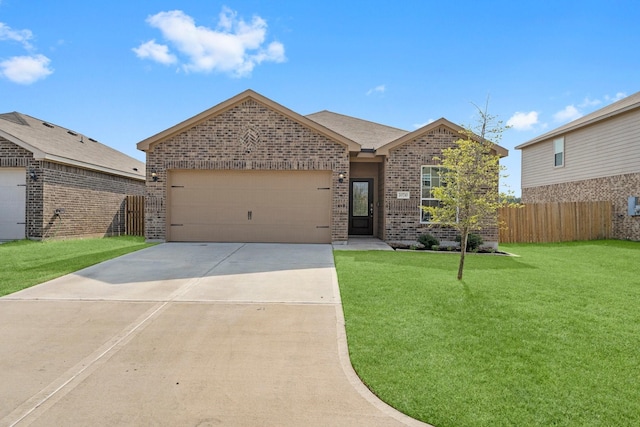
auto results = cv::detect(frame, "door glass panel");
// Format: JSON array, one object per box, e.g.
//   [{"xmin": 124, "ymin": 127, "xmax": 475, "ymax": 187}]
[{"xmin": 352, "ymin": 182, "xmax": 369, "ymax": 216}]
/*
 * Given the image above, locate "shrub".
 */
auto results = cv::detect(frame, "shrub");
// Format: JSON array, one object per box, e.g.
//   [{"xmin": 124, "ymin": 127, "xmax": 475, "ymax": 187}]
[
  {"xmin": 417, "ymin": 233, "xmax": 439, "ymax": 249},
  {"xmin": 456, "ymin": 233, "xmax": 484, "ymax": 251}
]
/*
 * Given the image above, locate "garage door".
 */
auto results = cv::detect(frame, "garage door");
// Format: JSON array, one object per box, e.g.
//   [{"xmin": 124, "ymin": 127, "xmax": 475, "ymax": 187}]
[
  {"xmin": 0, "ymin": 168, "xmax": 26, "ymax": 240},
  {"xmin": 168, "ymin": 170, "xmax": 332, "ymax": 243}
]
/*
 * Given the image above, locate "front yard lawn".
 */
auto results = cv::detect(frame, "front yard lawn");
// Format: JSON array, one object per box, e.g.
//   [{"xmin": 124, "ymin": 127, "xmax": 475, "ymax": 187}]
[
  {"xmin": 0, "ymin": 236, "xmax": 154, "ymax": 296},
  {"xmin": 334, "ymin": 240, "xmax": 640, "ymax": 427}
]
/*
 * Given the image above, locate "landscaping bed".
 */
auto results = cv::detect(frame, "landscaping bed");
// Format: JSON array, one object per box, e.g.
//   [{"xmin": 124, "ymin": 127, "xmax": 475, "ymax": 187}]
[{"xmin": 388, "ymin": 241, "xmax": 508, "ymax": 254}]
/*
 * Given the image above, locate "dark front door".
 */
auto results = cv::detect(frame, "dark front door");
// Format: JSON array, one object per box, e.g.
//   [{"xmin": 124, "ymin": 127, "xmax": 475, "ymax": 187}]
[{"xmin": 349, "ymin": 179, "xmax": 374, "ymax": 235}]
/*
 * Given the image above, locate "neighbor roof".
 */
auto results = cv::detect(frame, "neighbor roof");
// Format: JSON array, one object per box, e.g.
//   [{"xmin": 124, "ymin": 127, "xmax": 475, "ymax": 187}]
[
  {"xmin": 0, "ymin": 112, "xmax": 145, "ymax": 180},
  {"xmin": 306, "ymin": 110, "xmax": 409, "ymax": 150},
  {"xmin": 516, "ymin": 90, "xmax": 640, "ymax": 149}
]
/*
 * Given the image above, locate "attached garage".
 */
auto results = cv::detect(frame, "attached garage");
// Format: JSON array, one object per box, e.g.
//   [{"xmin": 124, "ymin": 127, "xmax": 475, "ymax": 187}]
[
  {"xmin": 138, "ymin": 90, "xmax": 358, "ymax": 243},
  {"xmin": 0, "ymin": 168, "xmax": 26, "ymax": 240},
  {"xmin": 168, "ymin": 170, "xmax": 332, "ymax": 243}
]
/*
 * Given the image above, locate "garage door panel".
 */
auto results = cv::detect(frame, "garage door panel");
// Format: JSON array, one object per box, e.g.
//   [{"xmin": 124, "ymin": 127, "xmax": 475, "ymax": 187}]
[
  {"xmin": 170, "ymin": 207, "xmax": 252, "ymax": 226},
  {"xmin": 170, "ymin": 225, "xmax": 252, "ymax": 242},
  {"xmin": 170, "ymin": 224, "xmax": 328, "ymax": 243},
  {"xmin": 0, "ymin": 168, "xmax": 26, "ymax": 240},
  {"xmin": 250, "ymin": 205, "xmax": 330, "ymax": 226},
  {"xmin": 170, "ymin": 189, "xmax": 249, "ymax": 206},
  {"xmin": 168, "ymin": 170, "xmax": 332, "ymax": 243}
]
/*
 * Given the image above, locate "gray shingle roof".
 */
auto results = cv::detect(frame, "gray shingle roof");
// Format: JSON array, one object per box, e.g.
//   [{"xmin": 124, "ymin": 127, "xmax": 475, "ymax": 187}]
[
  {"xmin": 0, "ymin": 112, "xmax": 145, "ymax": 180},
  {"xmin": 516, "ymin": 90, "xmax": 640, "ymax": 149},
  {"xmin": 306, "ymin": 110, "xmax": 409, "ymax": 150}
]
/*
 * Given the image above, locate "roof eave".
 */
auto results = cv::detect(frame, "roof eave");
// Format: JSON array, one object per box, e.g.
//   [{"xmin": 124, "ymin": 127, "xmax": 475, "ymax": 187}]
[
  {"xmin": 0, "ymin": 129, "xmax": 47, "ymax": 158},
  {"xmin": 377, "ymin": 118, "xmax": 508, "ymax": 158},
  {"xmin": 36, "ymin": 154, "xmax": 145, "ymax": 180},
  {"xmin": 137, "ymin": 89, "xmax": 361, "ymax": 153}
]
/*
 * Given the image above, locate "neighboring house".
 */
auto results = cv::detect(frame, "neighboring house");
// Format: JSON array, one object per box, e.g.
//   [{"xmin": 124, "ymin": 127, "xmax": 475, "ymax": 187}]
[
  {"xmin": 0, "ymin": 113, "xmax": 145, "ymax": 240},
  {"xmin": 516, "ymin": 91, "xmax": 640, "ymax": 241},
  {"xmin": 137, "ymin": 90, "xmax": 508, "ymax": 246}
]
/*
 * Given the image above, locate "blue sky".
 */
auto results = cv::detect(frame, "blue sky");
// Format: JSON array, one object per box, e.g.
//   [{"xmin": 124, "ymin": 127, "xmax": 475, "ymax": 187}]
[{"xmin": 1, "ymin": 1, "xmax": 639, "ymax": 195}]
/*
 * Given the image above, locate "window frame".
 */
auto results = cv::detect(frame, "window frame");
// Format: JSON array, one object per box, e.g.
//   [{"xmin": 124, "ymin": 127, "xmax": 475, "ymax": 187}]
[
  {"xmin": 553, "ymin": 137, "xmax": 564, "ymax": 167},
  {"xmin": 420, "ymin": 166, "xmax": 444, "ymax": 224}
]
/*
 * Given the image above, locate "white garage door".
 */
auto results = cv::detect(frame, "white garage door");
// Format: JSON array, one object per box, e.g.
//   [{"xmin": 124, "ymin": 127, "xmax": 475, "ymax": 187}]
[
  {"xmin": 168, "ymin": 170, "xmax": 332, "ymax": 243},
  {"xmin": 0, "ymin": 168, "xmax": 26, "ymax": 240}
]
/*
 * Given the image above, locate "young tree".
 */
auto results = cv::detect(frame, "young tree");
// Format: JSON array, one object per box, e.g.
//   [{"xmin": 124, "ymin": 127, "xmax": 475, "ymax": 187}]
[{"xmin": 422, "ymin": 102, "xmax": 507, "ymax": 280}]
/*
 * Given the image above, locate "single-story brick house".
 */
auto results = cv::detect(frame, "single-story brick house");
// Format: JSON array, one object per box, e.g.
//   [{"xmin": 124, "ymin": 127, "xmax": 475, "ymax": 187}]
[
  {"xmin": 517, "ymin": 90, "xmax": 640, "ymax": 240},
  {"xmin": 0, "ymin": 112, "xmax": 145, "ymax": 240},
  {"xmin": 137, "ymin": 90, "xmax": 508, "ymax": 246}
]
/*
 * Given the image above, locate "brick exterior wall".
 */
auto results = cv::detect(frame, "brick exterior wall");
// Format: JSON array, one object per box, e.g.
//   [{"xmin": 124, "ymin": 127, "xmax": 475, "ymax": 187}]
[
  {"xmin": 39, "ymin": 162, "xmax": 145, "ymax": 239},
  {"xmin": 522, "ymin": 172, "xmax": 640, "ymax": 241},
  {"xmin": 1, "ymin": 138, "xmax": 145, "ymax": 240},
  {"xmin": 384, "ymin": 125, "xmax": 499, "ymax": 246},
  {"xmin": 145, "ymin": 99, "xmax": 350, "ymax": 242}
]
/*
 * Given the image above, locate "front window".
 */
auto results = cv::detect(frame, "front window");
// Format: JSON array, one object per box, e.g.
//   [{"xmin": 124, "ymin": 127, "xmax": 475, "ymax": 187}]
[
  {"xmin": 420, "ymin": 166, "xmax": 443, "ymax": 223},
  {"xmin": 554, "ymin": 137, "xmax": 564, "ymax": 167}
]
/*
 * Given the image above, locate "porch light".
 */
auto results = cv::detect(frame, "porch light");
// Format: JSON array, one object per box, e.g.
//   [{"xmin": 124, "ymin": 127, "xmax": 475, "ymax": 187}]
[
  {"xmin": 338, "ymin": 172, "xmax": 346, "ymax": 183},
  {"xmin": 151, "ymin": 171, "xmax": 158, "ymax": 182},
  {"xmin": 29, "ymin": 169, "xmax": 38, "ymax": 181}
]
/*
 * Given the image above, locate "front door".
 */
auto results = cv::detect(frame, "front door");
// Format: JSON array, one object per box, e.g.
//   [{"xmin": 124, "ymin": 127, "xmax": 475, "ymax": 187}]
[{"xmin": 348, "ymin": 178, "xmax": 373, "ymax": 235}]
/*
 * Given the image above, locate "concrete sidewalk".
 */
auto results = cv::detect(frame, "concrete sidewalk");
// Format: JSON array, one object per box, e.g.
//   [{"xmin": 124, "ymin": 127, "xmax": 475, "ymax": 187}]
[
  {"xmin": 0, "ymin": 243, "xmax": 429, "ymax": 426},
  {"xmin": 333, "ymin": 237, "xmax": 394, "ymax": 251}
]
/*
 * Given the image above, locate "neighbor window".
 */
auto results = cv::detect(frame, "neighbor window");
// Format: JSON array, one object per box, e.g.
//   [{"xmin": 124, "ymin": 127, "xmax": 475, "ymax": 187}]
[
  {"xmin": 554, "ymin": 137, "xmax": 564, "ymax": 167},
  {"xmin": 420, "ymin": 166, "xmax": 444, "ymax": 223}
]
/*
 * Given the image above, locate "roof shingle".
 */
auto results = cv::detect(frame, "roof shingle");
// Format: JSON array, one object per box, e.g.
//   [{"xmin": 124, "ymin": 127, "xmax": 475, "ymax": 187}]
[
  {"xmin": 306, "ymin": 110, "xmax": 409, "ymax": 150},
  {"xmin": 0, "ymin": 112, "xmax": 145, "ymax": 180}
]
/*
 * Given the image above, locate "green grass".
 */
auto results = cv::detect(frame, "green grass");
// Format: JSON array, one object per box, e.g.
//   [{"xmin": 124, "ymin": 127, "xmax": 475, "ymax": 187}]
[
  {"xmin": 0, "ymin": 236, "xmax": 155, "ymax": 296},
  {"xmin": 334, "ymin": 240, "xmax": 640, "ymax": 427}
]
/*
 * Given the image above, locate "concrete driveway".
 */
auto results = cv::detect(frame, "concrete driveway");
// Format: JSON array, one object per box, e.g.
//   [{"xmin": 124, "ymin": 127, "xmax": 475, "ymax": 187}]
[{"xmin": 0, "ymin": 243, "xmax": 429, "ymax": 427}]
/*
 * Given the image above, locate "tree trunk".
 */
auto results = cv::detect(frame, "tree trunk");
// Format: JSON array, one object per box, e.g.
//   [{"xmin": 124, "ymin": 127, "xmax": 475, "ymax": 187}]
[{"xmin": 457, "ymin": 229, "xmax": 468, "ymax": 280}]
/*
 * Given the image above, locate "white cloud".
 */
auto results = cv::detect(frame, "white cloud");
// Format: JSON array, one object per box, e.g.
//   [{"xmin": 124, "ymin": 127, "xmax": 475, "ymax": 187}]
[
  {"xmin": 506, "ymin": 111, "xmax": 539, "ymax": 131},
  {"xmin": 134, "ymin": 8, "xmax": 286, "ymax": 77},
  {"xmin": 0, "ymin": 22, "xmax": 33, "ymax": 50},
  {"xmin": 132, "ymin": 40, "xmax": 177, "ymax": 65},
  {"xmin": 0, "ymin": 54, "xmax": 53, "ymax": 84},
  {"xmin": 605, "ymin": 92, "xmax": 627, "ymax": 103},
  {"xmin": 579, "ymin": 97, "xmax": 602, "ymax": 108},
  {"xmin": 0, "ymin": 22, "xmax": 53, "ymax": 84},
  {"xmin": 366, "ymin": 84, "xmax": 385, "ymax": 95},
  {"xmin": 553, "ymin": 105, "xmax": 582, "ymax": 123},
  {"xmin": 413, "ymin": 119, "xmax": 435, "ymax": 129}
]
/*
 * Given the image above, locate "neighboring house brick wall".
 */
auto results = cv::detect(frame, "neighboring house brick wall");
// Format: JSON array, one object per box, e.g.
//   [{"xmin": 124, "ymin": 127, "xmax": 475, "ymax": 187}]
[
  {"xmin": 522, "ymin": 172, "xmax": 640, "ymax": 241},
  {"xmin": 40, "ymin": 162, "xmax": 145, "ymax": 239},
  {"xmin": 384, "ymin": 125, "xmax": 499, "ymax": 244},
  {"xmin": 145, "ymin": 99, "xmax": 350, "ymax": 242},
  {"xmin": 0, "ymin": 138, "xmax": 31, "ymax": 166},
  {"xmin": 1, "ymin": 138, "xmax": 145, "ymax": 240}
]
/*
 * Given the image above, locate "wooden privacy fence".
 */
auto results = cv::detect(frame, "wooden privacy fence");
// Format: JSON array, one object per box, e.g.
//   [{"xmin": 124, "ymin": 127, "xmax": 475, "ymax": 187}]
[
  {"xmin": 125, "ymin": 195, "xmax": 145, "ymax": 236},
  {"xmin": 499, "ymin": 201, "xmax": 612, "ymax": 243}
]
